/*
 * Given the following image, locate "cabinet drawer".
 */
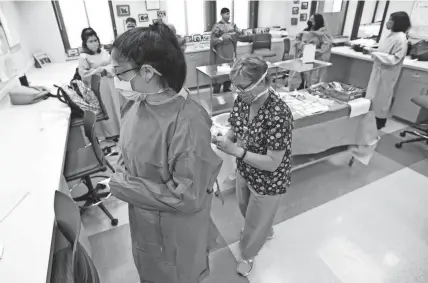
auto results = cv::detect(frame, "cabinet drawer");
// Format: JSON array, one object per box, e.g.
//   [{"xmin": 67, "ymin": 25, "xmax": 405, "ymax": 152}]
[{"xmin": 401, "ymin": 68, "xmax": 428, "ymax": 84}]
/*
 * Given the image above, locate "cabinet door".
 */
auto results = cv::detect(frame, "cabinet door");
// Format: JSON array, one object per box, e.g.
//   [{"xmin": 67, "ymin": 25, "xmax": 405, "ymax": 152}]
[
  {"xmin": 185, "ymin": 51, "xmax": 211, "ymax": 89},
  {"xmin": 392, "ymin": 70, "xmax": 428, "ymax": 123}
]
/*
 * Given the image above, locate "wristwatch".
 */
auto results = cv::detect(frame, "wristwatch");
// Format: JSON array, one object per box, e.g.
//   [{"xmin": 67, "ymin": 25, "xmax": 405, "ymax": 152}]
[{"xmin": 238, "ymin": 148, "xmax": 247, "ymax": 161}]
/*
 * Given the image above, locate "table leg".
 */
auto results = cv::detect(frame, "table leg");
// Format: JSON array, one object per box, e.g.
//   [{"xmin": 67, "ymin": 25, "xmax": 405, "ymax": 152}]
[
  {"xmin": 196, "ymin": 70, "xmax": 200, "ymax": 96},
  {"xmin": 210, "ymin": 80, "xmax": 213, "ymax": 116}
]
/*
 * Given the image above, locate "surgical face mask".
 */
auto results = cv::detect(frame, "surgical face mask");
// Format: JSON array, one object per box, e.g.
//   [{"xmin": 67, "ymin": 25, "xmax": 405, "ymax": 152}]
[
  {"xmin": 114, "ymin": 65, "xmax": 171, "ymax": 101},
  {"xmin": 386, "ymin": 20, "xmax": 393, "ymax": 30},
  {"xmin": 234, "ymin": 71, "xmax": 268, "ymax": 105}
]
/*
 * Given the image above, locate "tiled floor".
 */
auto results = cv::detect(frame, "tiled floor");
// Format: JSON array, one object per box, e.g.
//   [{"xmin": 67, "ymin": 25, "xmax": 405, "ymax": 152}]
[{"xmin": 82, "ymin": 120, "xmax": 428, "ymax": 282}]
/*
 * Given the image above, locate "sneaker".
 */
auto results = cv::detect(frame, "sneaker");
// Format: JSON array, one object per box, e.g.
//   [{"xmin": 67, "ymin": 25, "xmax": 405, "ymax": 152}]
[{"xmin": 237, "ymin": 259, "xmax": 254, "ymax": 277}]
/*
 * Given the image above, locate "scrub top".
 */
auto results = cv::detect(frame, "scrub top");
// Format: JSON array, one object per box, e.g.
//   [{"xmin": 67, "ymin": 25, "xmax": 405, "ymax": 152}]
[{"xmin": 228, "ymin": 88, "xmax": 293, "ymax": 195}]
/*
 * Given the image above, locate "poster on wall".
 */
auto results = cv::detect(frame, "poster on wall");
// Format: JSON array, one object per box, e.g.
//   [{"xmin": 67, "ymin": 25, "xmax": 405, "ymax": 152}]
[
  {"xmin": 291, "ymin": 18, "xmax": 298, "ymax": 26},
  {"xmin": 146, "ymin": 0, "xmax": 160, "ymax": 11},
  {"xmin": 292, "ymin": 7, "xmax": 299, "ymax": 15},
  {"xmin": 139, "ymin": 14, "xmax": 149, "ymax": 22},
  {"xmin": 116, "ymin": 5, "xmax": 130, "ymax": 17},
  {"xmin": 301, "ymin": 2, "xmax": 309, "ymax": 10}
]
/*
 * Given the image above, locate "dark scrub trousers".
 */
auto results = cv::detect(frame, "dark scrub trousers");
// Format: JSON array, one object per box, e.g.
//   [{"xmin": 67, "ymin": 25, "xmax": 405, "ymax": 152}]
[{"xmin": 228, "ymin": 88, "xmax": 294, "ymax": 260}]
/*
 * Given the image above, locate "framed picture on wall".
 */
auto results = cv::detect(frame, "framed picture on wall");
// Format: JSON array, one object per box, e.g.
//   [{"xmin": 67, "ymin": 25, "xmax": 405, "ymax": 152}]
[
  {"xmin": 116, "ymin": 5, "xmax": 130, "ymax": 17},
  {"xmin": 291, "ymin": 18, "xmax": 298, "ymax": 26},
  {"xmin": 33, "ymin": 53, "xmax": 52, "ymax": 68},
  {"xmin": 300, "ymin": 13, "xmax": 308, "ymax": 22},
  {"xmin": 138, "ymin": 14, "xmax": 149, "ymax": 22},
  {"xmin": 152, "ymin": 19, "xmax": 162, "ymax": 24},
  {"xmin": 301, "ymin": 2, "xmax": 309, "ymax": 10},
  {"xmin": 146, "ymin": 0, "xmax": 160, "ymax": 11},
  {"xmin": 292, "ymin": 7, "xmax": 299, "ymax": 15},
  {"xmin": 293, "ymin": 0, "xmax": 300, "ymax": 4},
  {"xmin": 157, "ymin": 11, "xmax": 166, "ymax": 19}
]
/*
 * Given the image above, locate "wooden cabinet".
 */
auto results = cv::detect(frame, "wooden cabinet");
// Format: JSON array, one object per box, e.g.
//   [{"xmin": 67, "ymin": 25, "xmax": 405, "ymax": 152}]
[{"xmin": 392, "ymin": 68, "xmax": 428, "ymax": 123}]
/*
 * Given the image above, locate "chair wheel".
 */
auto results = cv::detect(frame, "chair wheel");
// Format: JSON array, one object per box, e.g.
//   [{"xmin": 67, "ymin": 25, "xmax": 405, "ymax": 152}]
[
  {"xmin": 348, "ymin": 157, "xmax": 355, "ymax": 167},
  {"xmin": 111, "ymin": 219, "xmax": 119, "ymax": 226},
  {"xmin": 399, "ymin": 132, "xmax": 406, "ymax": 137},
  {"xmin": 395, "ymin": 143, "xmax": 402, "ymax": 149}
]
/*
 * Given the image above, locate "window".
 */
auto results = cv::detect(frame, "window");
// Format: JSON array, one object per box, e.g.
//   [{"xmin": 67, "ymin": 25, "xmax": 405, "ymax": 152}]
[
  {"xmin": 166, "ymin": 0, "xmax": 206, "ymax": 35},
  {"xmin": 233, "ymin": 0, "xmax": 250, "ymax": 29},
  {"xmin": 53, "ymin": 0, "xmax": 115, "ymax": 51},
  {"xmin": 323, "ymin": 0, "xmax": 343, "ymax": 13}
]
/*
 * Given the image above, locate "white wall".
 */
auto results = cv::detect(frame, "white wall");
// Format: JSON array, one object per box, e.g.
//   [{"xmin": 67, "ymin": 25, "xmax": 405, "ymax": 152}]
[
  {"xmin": 258, "ymin": 0, "xmax": 310, "ymax": 36},
  {"xmin": 342, "ymin": 0, "xmax": 357, "ymax": 37},
  {"xmin": 17, "ymin": 1, "xmax": 66, "ymax": 63},
  {"xmin": 111, "ymin": 0, "xmax": 168, "ymax": 35}
]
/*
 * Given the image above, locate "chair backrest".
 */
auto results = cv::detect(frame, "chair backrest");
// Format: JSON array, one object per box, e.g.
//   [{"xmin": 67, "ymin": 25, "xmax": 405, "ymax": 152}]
[
  {"xmin": 252, "ymin": 33, "xmax": 272, "ymax": 52},
  {"xmin": 54, "ymin": 191, "xmax": 81, "ymax": 281},
  {"xmin": 53, "ymin": 191, "xmax": 100, "ymax": 283},
  {"xmin": 82, "ymin": 110, "xmax": 105, "ymax": 166},
  {"xmin": 283, "ymin": 38, "xmax": 291, "ymax": 54},
  {"xmin": 89, "ymin": 75, "xmax": 109, "ymax": 121}
]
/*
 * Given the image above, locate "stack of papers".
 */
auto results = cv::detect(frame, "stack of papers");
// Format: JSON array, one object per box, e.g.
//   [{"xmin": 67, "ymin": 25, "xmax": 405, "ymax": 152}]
[{"xmin": 278, "ymin": 91, "xmax": 330, "ymax": 119}]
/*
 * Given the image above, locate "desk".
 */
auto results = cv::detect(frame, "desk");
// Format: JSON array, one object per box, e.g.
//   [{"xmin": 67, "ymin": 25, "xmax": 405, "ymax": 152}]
[
  {"xmin": 196, "ymin": 62, "xmax": 278, "ymax": 115},
  {"xmin": 274, "ymin": 59, "xmax": 332, "ymax": 73},
  {"xmin": 0, "ymin": 99, "xmax": 71, "ymax": 283}
]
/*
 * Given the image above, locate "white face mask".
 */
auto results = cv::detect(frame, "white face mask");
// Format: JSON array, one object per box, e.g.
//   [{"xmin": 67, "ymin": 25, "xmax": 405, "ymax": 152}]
[
  {"xmin": 233, "ymin": 71, "xmax": 268, "ymax": 105},
  {"xmin": 114, "ymin": 65, "xmax": 169, "ymax": 101}
]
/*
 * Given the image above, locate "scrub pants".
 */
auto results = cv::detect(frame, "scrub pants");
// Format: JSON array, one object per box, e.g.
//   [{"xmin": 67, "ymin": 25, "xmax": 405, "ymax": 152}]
[{"xmin": 236, "ymin": 172, "xmax": 282, "ymax": 260}]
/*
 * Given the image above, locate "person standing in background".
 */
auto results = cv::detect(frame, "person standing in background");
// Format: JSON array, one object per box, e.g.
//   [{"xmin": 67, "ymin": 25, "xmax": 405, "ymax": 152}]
[
  {"xmin": 78, "ymin": 28, "xmax": 121, "ymax": 139},
  {"xmin": 210, "ymin": 7, "xmax": 240, "ymax": 94},
  {"xmin": 125, "ymin": 17, "xmax": 137, "ymax": 30},
  {"xmin": 365, "ymin": 11, "xmax": 411, "ymax": 130}
]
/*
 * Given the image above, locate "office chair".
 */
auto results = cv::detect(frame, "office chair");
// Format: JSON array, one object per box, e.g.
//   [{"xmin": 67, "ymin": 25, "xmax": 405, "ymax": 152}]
[
  {"xmin": 90, "ymin": 74, "xmax": 119, "ymax": 157},
  {"xmin": 396, "ymin": 94, "xmax": 428, "ymax": 149},
  {"xmin": 252, "ymin": 33, "xmax": 277, "ymax": 59},
  {"xmin": 64, "ymin": 110, "xmax": 118, "ymax": 226},
  {"xmin": 272, "ymin": 37, "xmax": 294, "ymax": 83},
  {"xmin": 51, "ymin": 191, "xmax": 100, "ymax": 283}
]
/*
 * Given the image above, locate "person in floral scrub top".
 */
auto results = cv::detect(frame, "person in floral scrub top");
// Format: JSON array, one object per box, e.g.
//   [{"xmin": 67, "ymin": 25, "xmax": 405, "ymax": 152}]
[{"xmin": 214, "ymin": 55, "xmax": 293, "ymax": 277}]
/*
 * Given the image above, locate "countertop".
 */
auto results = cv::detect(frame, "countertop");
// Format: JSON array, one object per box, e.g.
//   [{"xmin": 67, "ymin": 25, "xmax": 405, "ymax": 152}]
[
  {"xmin": 0, "ymin": 63, "xmax": 75, "ymax": 283},
  {"xmin": 331, "ymin": 46, "xmax": 428, "ymax": 73},
  {"xmin": 185, "ymin": 37, "xmax": 286, "ymax": 54}
]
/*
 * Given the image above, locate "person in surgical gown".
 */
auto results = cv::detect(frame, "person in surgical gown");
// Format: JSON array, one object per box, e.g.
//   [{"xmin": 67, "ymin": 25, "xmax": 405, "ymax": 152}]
[
  {"xmin": 108, "ymin": 23, "xmax": 223, "ymax": 283},
  {"xmin": 365, "ymin": 12, "xmax": 411, "ymax": 130}
]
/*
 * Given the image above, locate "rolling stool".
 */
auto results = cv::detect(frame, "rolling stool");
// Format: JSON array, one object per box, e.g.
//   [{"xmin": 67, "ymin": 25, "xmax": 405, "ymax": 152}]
[
  {"xmin": 64, "ymin": 110, "xmax": 118, "ymax": 226},
  {"xmin": 396, "ymin": 95, "xmax": 428, "ymax": 149}
]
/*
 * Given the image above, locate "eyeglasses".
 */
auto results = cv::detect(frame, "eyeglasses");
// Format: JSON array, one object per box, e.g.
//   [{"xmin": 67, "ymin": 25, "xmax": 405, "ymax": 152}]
[{"xmin": 114, "ymin": 67, "xmax": 140, "ymax": 77}]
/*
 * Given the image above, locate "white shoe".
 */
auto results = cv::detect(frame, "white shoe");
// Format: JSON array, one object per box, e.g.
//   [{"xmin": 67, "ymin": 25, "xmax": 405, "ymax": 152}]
[{"xmin": 237, "ymin": 259, "xmax": 254, "ymax": 277}]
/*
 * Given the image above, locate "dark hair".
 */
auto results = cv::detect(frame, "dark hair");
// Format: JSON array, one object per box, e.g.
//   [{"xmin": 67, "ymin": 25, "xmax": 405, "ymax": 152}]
[
  {"xmin": 126, "ymin": 17, "xmax": 136, "ymax": 24},
  {"xmin": 390, "ymin": 11, "xmax": 411, "ymax": 33},
  {"xmin": 221, "ymin": 7, "xmax": 230, "ymax": 14},
  {"xmin": 112, "ymin": 23, "xmax": 186, "ymax": 93},
  {"xmin": 81, "ymin": 28, "xmax": 101, "ymax": 55},
  {"xmin": 312, "ymin": 14, "xmax": 325, "ymax": 31}
]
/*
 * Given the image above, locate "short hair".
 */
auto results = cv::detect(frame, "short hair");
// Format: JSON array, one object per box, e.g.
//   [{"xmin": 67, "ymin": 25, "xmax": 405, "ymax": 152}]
[
  {"xmin": 221, "ymin": 7, "xmax": 230, "ymax": 14},
  {"xmin": 112, "ymin": 23, "xmax": 186, "ymax": 93},
  {"xmin": 390, "ymin": 11, "xmax": 411, "ymax": 33},
  {"xmin": 312, "ymin": 14, "xmax": 325, "ymax": 31},
  {"xmin": 81, "ymin": 27, "xmax": 101, "ymax": 55},
  {"xmin": 126, "ymin": 17, "xmax": 136, "ymax": 24},
  {"xmin": 230, "ymin": 55, "xmax": 269, "ymax": 85}
]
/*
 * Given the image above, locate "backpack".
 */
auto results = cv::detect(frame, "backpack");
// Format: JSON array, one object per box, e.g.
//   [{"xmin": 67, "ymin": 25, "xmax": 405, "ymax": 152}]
[
  {"xmin": 410, "ymin": 40, "xmax": 428, "ymax": 61},
  {"xmin": 54, "ymin": 80, "xmax": 101, "ymax": 119}
]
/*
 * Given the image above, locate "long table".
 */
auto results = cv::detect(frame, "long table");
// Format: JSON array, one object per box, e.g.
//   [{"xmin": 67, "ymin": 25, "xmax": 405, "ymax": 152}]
[
  {"xmin": 0, "ymin": 62, "xmax": 78, "ymax": 283},
  {"xmin": 0, "ymin": 99, "xmax": 70, "ymax": 283}
]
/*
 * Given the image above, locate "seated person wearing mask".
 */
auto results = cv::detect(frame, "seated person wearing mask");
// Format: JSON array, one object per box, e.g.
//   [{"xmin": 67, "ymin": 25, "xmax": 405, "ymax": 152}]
[{"xmin": 288, "ymin": 14, "xmax": 332, "ymax": 90}]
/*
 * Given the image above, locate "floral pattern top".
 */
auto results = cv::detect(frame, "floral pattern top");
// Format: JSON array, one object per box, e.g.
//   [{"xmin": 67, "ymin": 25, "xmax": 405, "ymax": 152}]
[{"xmin": 228, "ymin": 88, "xmax": 293, "ymax": 195}]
